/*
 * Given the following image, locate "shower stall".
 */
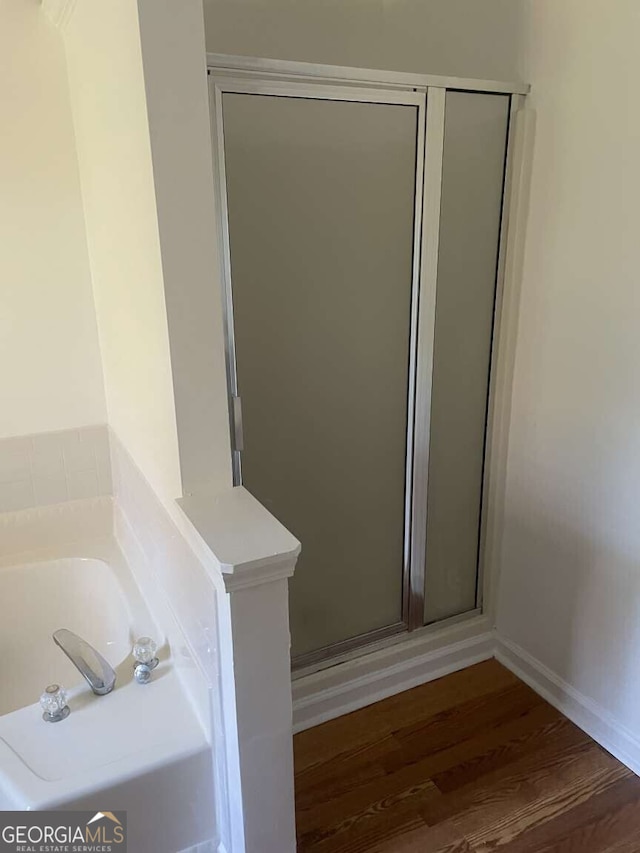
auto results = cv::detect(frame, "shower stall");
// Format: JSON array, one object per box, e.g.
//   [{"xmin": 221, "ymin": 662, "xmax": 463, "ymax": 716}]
[{"xmin": 208, "ymin": 55, "xmax": 525, "ymax": 670}]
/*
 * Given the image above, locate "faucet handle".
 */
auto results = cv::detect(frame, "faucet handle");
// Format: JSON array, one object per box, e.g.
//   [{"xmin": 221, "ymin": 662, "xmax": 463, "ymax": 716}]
[
  {"xmin": 40, "ymin": 684, "xmax": 70, "ymax": 722},
  {"xmin": 133, "ymin": 637, "xmax": 159, "ymax": 684}
]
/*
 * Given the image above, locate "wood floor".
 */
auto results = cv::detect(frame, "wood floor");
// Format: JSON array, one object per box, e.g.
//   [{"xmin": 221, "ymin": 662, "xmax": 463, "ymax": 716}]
[{"xmin": 294, "ymin": 660, "xmax": 640, "ymax": 853}]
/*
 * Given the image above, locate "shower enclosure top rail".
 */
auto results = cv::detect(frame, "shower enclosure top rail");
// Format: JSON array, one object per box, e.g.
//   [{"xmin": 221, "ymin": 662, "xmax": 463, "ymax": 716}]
[{"xmin": 206, "ymin": 52, "xmax": 530, "ymax": 97}]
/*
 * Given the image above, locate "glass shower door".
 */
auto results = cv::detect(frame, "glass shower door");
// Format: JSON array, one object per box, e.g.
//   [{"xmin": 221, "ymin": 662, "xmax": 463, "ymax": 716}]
[
  {"xmin": 423, "ymin": 91, "xmax": 511, "ymax": 624},
  {"xmin": 219, "ymin": 87, "xmax": 424, "ymax": 662}
]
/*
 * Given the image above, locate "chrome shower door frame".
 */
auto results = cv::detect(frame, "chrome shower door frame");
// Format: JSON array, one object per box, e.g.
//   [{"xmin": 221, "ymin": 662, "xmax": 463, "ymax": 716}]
[{"xmin": 207, "ymin": 59, "xmax": 526, "ymax": 669}]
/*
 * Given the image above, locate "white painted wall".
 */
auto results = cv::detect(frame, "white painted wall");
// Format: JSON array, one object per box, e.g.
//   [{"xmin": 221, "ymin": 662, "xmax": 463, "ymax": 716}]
[
  {"xmin": 63, "ymin": 0, "xmax": 182, "ymax": 500},
  {"xmin": 136, "ymin": 0, "xmax": 233, "ymax": 496},
  {"xmin": 63, "ymin": 0, "xmax": 232, "ymax": 502},
  {"xmin": 203, "ymin": 0, "xmax": 525, "ymax": 82},
  {"xmin": 0, "ymin": 0, "xmax": 105, "ymax": 439},
  {"xmin": 497, "ymin": 0, "xmax": 640, "ymax": 738}
]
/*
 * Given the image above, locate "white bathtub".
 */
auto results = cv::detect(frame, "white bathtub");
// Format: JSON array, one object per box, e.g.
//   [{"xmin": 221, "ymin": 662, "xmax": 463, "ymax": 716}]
[
  {"xmin": 0, "ymin": 543, "xmax": 216, "ymax": 852},
  {"xmin": 0, "ymin": 556, "xmax": 143, "ymax": 716}
]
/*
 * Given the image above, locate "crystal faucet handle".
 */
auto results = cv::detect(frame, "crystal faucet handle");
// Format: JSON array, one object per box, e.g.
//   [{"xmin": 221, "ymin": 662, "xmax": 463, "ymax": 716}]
[
  {"xmin": 40, "ymin": 684, "xmax": 70, "ymax": 722},
  {"xmin": 133, "ymin": 637, "xmax": 159, "ymax": 684},
  {"xmin": 133, "ymin": 636, "xmax": 158, "ymax": 665}
]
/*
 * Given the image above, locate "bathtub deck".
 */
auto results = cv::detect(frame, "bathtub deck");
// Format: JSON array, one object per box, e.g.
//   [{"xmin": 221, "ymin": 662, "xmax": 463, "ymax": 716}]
[{"xmin": 293, "ymin": 659, "xmax": 640, "ymax": 852}]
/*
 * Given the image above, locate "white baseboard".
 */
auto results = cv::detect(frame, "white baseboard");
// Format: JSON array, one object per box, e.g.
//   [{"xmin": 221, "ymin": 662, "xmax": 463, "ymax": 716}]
[
  {"xmin": 292, "ymin": 616, "xmax": 494, "ymax": 733},
  {"xmin": 495, "ymin": 635, "xmax": 640, "ymax": 777},
  {"xmin": 293, "ymin": 626, "xmax": 640, "ymax": 782}
]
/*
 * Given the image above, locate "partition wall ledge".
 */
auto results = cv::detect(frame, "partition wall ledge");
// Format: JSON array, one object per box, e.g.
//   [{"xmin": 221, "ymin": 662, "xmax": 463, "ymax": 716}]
[{"xmin": 179, "ymin": 487, "xmax": 301, "ymax": 592}]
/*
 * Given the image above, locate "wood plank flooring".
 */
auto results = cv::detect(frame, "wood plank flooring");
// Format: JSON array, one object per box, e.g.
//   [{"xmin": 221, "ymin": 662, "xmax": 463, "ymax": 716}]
[{"xmin": 294, "ymin": 660, "xmax": 640, "ymax": 852}]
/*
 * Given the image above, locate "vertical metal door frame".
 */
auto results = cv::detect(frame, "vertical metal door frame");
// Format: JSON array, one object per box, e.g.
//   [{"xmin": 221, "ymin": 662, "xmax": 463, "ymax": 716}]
[
  {"xmin": 407, "ymin": 87, "xmax": 446, "ymax": 630},
  {"xmin": 401, "ymin": 90, "xmax": 429, "ymax": 629},
  {"xmin": 208, "ymin": 75, "xmax": 243, "ymax": 487}
]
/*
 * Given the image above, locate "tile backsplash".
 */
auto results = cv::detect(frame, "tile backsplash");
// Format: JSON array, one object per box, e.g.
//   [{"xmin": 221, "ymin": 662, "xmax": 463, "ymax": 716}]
[{"xmin": 0, "ymin": 425, "xmax": 112, "ymax": 512}]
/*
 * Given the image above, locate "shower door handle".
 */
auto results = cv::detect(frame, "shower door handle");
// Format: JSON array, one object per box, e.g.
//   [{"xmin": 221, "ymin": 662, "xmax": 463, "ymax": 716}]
[{"xmin": 232, "ymin": 395, "xmax": 244, "ymax": 452}]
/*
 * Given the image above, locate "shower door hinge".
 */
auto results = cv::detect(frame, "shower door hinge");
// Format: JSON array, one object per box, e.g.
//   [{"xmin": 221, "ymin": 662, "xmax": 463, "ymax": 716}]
[{"xmin": 231, "ymin": 395, "xmax": 244, "ymax": 452}]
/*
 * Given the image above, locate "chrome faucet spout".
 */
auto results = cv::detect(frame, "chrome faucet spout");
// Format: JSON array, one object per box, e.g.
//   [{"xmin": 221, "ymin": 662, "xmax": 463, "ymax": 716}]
[{"xmin": 53, "ymin": 628, "xmax": 116, "ymax": 696}]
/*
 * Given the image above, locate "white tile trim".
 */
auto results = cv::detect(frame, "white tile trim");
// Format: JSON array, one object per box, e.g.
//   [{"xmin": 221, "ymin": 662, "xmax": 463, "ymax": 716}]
[
  {"xmin": 0, "ymin": 496, "xmax": 112, "ymax": 559},
  {"xmin": 0, "ymin": 426, "xmax": 111, "ymax": 513},
  {"xmin": 108, "ymin": 428, "xmax": 243, "ymax": 853}
]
